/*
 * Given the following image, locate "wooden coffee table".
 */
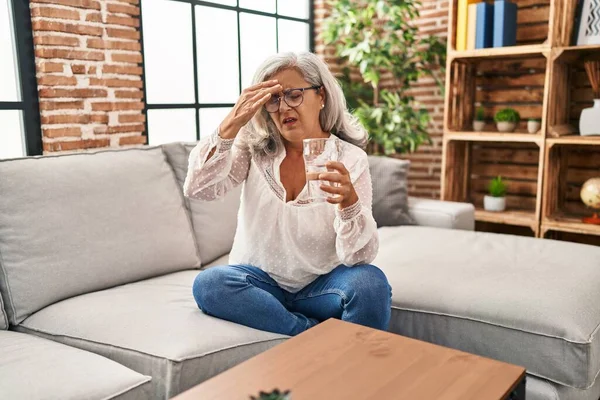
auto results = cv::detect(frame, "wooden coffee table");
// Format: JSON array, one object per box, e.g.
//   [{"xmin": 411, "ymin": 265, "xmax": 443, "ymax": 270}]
[{"xmin": 174, "ymin": 319, "xmax": 526, "ymax": 400}]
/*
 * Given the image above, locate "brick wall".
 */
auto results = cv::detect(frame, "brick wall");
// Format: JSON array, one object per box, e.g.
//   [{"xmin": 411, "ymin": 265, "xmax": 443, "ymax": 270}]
[
  {"xmin": 314, "ymin": 0, "xmax": 449, "ymax": 199},
  {"xmin": 30, "ymin": 0, "xmax": 146, "ymax": 153}
]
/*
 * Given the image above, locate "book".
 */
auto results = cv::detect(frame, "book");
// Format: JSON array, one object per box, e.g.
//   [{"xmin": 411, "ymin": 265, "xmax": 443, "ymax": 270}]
[
  {"xmin": 572, "ymin": 0, "xmax": 584, "ymax": 45},
  {"xmin": 456, "ymin": 0, "xmax": 480, "ymax": 51},
  {"xmin": 493, "ymin": 0, "xmax": 518, "ymax": 47},
  {"xmin": 475, "ymin": 1, "xmax": 495, "ymax": 49},
  {"xmin": 467, "ymin": 3, "xmax": 478, "ymax": 50}
]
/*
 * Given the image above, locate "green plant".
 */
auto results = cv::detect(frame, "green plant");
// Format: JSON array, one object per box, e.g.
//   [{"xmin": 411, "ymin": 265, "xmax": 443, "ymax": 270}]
[
  {"xmin": 494, "ymin": 108, "xmax": 521, "ymax": 123},
  {"xmin": 528, "ymin": 118, "xmax": 541, "ymax": 122},
  {"xmin": 250, "ymin": 389, "xmax": 291, "ymax": 400},
  {"xmin": 324, "ymin": 0, "xmax": 446, "ymax": 155},
  {"xmin": 488, "ymin": 176, "xmax": 507, "ymax": 197},
  {"xmin": 475, "ymin": 106, "xmax": 485, "ymax": 121}
]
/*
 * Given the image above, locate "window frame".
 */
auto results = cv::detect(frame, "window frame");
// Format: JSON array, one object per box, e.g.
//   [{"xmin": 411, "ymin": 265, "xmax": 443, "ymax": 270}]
[
  {"xmin": 1, "ymin": 0, "xmax": 42, "ymax": 156},
  {"xmin": 139, "ymin": 0, "xmax": 315, "ymax": 143}
]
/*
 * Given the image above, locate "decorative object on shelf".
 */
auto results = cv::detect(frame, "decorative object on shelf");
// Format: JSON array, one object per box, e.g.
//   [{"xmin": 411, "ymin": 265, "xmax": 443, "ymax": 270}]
[
  {"xmin": 527, "ymin": 118, "xmax": 541, "ymax": 134},
  {"xmin": 581, "ymin": 177, "xmax": 600, "ymax": 225},
  {"xmin": 493, "ymin": 0, "xmax": 518, "ymax": 48},
  {"xmin": 576, "ymin": 0, "xmax": 600, "ymax": 45},
  {"xmin": 250, "ymin": 389, "xmax": 291, "ymax": 400},
  {"xmin": 494, "ymin": 108, "xmax": 520, "ymax": 132},
  {"xmin": 324, "ymin": 0, "xmax": 446, "ymax": 155},
  {"xmin": 473, "ymin": 106, "xmax": 486, "ymax": 131},
  {"xmin": 484, "ymin": 176, "xmax": 507, "ymax": 212},
  {"xmin": 476, "ymin": 1, "xmax": 495, "ymax": 49},
  {"xmin": 580, "ymin": 61, "xmax": 600, "ymax": 136}
]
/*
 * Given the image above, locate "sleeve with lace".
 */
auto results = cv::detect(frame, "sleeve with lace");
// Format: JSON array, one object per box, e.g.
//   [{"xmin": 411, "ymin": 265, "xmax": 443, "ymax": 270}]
[
  {"xmin": 333, "ymin": 154, "xmax": 379, "ymax": 266},
  {"xmin": 183, "ymin": 128, "xmax": 251, "ymax": 201}
]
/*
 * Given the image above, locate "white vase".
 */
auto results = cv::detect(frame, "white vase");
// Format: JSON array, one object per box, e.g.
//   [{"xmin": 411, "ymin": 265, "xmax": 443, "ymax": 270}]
[
  {"xmin": 473, "ymin": 120, "xmax": 485, "ymax": 131},
  {"xmin": 580, "ymin": 99, "xmax": 600, "ymax": 136},
  {"xmin": 527, "ymin": 120, "xmax": 541, "ymax": 134},
  {"xmin": 497, "ymin": 122, "xmax": 516, "ymax": 133},
  {"xmin": 484, "ymin": 195, "xmax": 506, "ymax": 212}
]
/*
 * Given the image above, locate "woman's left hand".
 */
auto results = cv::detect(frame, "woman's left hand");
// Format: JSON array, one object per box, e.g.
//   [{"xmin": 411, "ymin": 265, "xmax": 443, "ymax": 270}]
[{"xmin": 318, "ymin": 161, "xmax": 359, "ymax": 209}]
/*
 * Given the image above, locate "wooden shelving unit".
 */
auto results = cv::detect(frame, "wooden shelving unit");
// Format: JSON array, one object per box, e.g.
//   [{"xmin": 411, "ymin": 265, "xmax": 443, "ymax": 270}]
[{"xmin": 441, "ymin": 0, "xmax": 600, "ymax": 244}]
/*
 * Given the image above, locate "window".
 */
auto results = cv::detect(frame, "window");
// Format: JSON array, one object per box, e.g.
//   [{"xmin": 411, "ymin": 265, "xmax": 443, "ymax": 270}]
[
  {"xmin": 140, "ymin": 0, "xmax": 313, "ymax": 145},
  {"xmin": 0, "ymin": 0, "xmax": 42, "ymax": 159}
]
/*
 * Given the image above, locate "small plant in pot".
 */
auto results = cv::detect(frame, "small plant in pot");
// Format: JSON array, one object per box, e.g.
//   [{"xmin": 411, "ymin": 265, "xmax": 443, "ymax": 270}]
[
  {"xmin": 484, "ymin": 176, "xmax": 507, "ymax": 212},
  {"xmin": 528, "ymin": 118, "xmax": 541, "ymax": 134},
  {"xmin": 473, "ymin": 106, "xmax": 486, "ymax": 132},
  {"xmin": 494, "ymin": 108, "xmax": 520, "ymax": 133}
]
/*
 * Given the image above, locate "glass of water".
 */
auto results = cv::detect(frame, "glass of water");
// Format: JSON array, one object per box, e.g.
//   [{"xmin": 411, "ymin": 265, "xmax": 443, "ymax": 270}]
[{"xmin": 303, "ymin": 137, "xmax": 340, "ymax": 202}]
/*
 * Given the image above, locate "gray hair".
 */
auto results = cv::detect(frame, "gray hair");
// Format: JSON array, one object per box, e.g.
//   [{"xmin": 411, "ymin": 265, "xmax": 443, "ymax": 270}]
[{"xmin": 241, "ymin": 52, "xmax": 368, "ymax": 156}]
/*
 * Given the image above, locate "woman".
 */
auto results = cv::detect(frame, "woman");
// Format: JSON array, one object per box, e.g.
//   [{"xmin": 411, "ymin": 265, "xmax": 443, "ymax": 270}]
[{"xmin": 183, "ymin": 52, "xmax": 391, "ymax": 336}]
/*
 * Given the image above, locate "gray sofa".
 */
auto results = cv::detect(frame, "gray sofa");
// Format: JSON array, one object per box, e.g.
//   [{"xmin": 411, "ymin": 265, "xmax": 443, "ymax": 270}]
[{"xmin": 0, "ymin": 143, "xmax": 599, "ymax": 400}]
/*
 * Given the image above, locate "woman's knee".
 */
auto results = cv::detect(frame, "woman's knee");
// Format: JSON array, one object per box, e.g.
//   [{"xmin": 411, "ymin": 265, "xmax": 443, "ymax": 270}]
[
  {"xmin": 347, "ymin": 264, "xmax": 392, "ymax": 303},
  {"xmin": 192, "ymin": 266, "xmax": 229, "ymax": 312}
]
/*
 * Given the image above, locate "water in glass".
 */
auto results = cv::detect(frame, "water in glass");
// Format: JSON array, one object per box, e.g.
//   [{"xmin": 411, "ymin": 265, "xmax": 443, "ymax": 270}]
[{"xmin": 303, "ymin": 137, "xmax": 340, "ymax": 202}]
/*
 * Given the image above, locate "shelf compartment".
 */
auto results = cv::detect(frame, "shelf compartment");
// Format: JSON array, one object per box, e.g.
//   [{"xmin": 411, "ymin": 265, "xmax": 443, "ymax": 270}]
[
  {"xmin": 443, "ymin": 141, "xmax": 541, "ymax": 234},
  {"xmin": 542, "ymin": 144, "xmax": 600, "ymax": 239},
  {"xmin": 445, "ymin": 55, "xmax": 549, "ymax": 137},
  {"xmin": 547, "ymin": 46, "xmax": 600, "ymax": 138},
  {"xmin": 448, "ymin": 0, "xmax": 552, "ymax": 53}
]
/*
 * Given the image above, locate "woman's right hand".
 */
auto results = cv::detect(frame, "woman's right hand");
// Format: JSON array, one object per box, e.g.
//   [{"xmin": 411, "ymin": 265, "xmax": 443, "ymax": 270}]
[{"xmin": 219, "ymin": 80, "xmax": 283, "ymax": 139}]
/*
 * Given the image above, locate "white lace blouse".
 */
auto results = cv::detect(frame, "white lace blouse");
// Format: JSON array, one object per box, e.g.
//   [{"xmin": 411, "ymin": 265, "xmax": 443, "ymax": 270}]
[{"xmin": 183, "ymin": 129, "xmax": 379, "ymax": 292}]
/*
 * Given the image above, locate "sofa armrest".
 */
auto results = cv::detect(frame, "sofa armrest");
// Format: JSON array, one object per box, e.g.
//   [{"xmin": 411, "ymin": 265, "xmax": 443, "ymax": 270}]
[{"xmin": 408, "ymin": 197, "xmax": 475, "ymax": 231}]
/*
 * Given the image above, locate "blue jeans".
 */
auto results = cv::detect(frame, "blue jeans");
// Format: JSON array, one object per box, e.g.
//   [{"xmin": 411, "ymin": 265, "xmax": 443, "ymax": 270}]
[{"xmin": 192, "ymin": 264, "xmax": 392, "ymax": 336}]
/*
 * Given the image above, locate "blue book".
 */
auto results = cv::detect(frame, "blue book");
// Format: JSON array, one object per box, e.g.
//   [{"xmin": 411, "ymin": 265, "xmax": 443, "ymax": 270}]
[
  {"xmin": 493, "ymin": 0, "xmax": 517, "ymax": 47},
  {"xmin": 475, "ymin": 2, "xmax": 494, "ymax": 49}
]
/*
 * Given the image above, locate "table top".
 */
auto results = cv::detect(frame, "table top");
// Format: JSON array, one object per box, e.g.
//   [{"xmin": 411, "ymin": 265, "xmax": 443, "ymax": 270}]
[{"xmin": 174, "ymin": 318, "xmax": 526, "ymax": 400}]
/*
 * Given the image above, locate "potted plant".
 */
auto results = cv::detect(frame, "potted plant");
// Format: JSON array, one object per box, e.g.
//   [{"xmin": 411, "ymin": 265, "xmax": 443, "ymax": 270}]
[
  {"xmin": 527, "ymin": 118, "xmax": 541, "ymax": 134},
  {"xmin": 484, "ymin": 176, "xmax": 507, "ymax": 212},
  {"xmin": 494, "ymin": 108, "xmax": 520, "ymax": 133},
  {"xmin": 473, "ymin": 106, "xmax": 486, "ymax": 132},
  {"xmin": 324, "ymin": 0, "xmax": 446, "ymax": 155}
]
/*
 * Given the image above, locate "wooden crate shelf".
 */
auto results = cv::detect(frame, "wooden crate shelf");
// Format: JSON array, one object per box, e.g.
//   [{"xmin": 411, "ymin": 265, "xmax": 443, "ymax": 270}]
[
  {"xmin": 443, "ymin": 0, "xmax": 600, "ymax": 244},
  {"xmin": 542, "ymin": 145, "xmax": 600, "ymax": 238},
  {"xmin": 476, "ymin": 209, "xmax": 538, "ymax": 229},
  {"xmin": 547, "ymin": 45, "xmax": 600, "ymax": 138},
  {"xmin": 448, "ymin": 44, "xmax": 549, "ymax": 60},
  {"xmin": 547, "ymin": 136, "xmax": 600, "ymax": 146},
  {"xmin": 446, "ymin": 132, "xmax": 543, "ymax": 144},
  {"xmin": 542, "ymin": 215, "xmax": 600, "ymax": 236},
  {"xmin": 445, "ymin": 55, "xmax": 549, "ymax": 136}
]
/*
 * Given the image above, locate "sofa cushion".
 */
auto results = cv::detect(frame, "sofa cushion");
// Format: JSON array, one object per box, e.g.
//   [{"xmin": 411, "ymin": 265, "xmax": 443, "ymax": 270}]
[
  {"xmin": 374, "ymin": 226, "xmax": 600, "ymax": 390},
  {"xmin": 162, "ymin": 142, "xmax": 241, "ymax": 265},
  {"xmin": 0, "ymin": 147, "xmax": 201, "ymax": 325},
  {"xmin": 17, "ymin": 270, "xmax": 287, "ymax": 399},
  {"xmin": 0, "ymin": 292, "xmax": 7, "ymax": 330},
  {"xmin": 0, "ymin": 330, "xmax": 151, "ymax": 400},
  {"xmin": 527, "ymin": 373, "xmax": 600, "ymax": 400},
  {"xmin": 367, "ymin": 156, "xmax": 415, "ymax": 227}
]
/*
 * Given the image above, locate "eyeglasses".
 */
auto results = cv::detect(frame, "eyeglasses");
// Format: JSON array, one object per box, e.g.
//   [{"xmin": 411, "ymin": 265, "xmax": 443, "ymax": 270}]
[{"xmin": 264, "ymin": 85, "xmax": 322, "ymax": 113}]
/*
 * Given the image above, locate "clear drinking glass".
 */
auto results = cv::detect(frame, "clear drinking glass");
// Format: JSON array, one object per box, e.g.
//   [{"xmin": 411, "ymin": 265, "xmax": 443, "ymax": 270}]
[{"xmin": 303, "ymin": 137, "xmax": 340, "ymax": 202}]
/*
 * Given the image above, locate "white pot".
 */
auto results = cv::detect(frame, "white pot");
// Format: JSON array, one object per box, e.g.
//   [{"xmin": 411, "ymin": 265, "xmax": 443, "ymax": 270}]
[
  {"xmin": 473, "ymin": 120, "xmax": 485, "ymax": 132},
  {"xmin": 496, "ymin": 122, "xmax": 516, "ymax": 133},
  {"xmin": 580, "ymin": 99, "xmax": 600, "ymax": 136},
  {"xmin": 527, "ymin": 120, "xmax": 541, "ymax": 134},
  {"xmin": 484, "ymin": 195, "xmax": 506, "ymax": 212}
]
